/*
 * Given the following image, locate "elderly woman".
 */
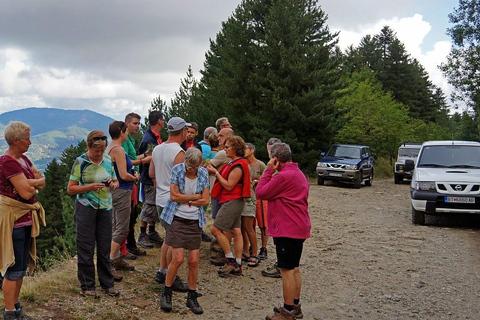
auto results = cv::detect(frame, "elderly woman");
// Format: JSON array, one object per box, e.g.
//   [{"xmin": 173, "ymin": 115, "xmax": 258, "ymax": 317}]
[
  {"xmin": 207, "ymin": 136, "xmax": 250, "ymax": 277},
  {"xmin": 159, "ymin": 148, "xmax": 209, "ymax": 314},
  {"xmin": 67, "ymin": 130, "xmax": 120, "ymax": 298},
  {"xmin": 255, "ymin": 143, "xmax": 311, "ymax": 320},
  {"xmin": 106, "ymin": 121, "xmax": 139, "ymax": 279},
  {"xmin": 0, "ymin": 121, "xmax": 45, "ymax": 320}
]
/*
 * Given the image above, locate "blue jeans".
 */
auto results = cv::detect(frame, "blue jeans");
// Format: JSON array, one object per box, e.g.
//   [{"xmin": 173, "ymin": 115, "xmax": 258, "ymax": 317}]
[{"xmin": 4, "ymin": 226, "xmax": 32, "ymax": 281}]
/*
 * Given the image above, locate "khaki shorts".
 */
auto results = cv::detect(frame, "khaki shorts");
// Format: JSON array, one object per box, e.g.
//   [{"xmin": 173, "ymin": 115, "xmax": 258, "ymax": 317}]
[
  {"xmin": 165, "ymin": 216, "xmax": 201, "ymax": 250},
  {"xmin": 213, "ymin": 198, "xmax": 244, "ymax": 231},
  {"xmin": 241, "ymin": 198, "xmax": 255, "ymax": 217}
]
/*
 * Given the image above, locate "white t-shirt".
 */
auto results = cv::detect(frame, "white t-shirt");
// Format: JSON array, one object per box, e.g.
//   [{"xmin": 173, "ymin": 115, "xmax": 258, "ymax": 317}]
[
  {"xmin": 151, "ymin": 142, "xmax": 183, "ymax": 207},
  {"xmin": 175, "ymin": 176, "xmax": 199, "ymax": 220}
]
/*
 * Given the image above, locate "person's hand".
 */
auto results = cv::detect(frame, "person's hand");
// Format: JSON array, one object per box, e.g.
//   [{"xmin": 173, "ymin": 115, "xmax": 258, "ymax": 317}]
[
  {"xmin": 134, "ymin": 172, "xmax": 140, "ymax": 181},
  {"xmin": 267, "ymin": 157, "xmax": 280, "ymax": 170},
  {"xmin": 91, "ymin": 183, "xmax": 106, "ymax": 191},
  {"xmin": 206, "ymin": 164, "xmax": 217, "ymax": 175},
  {"xmin": 32, "ymin": 167, "xmax": 43, "ymax": 179}
]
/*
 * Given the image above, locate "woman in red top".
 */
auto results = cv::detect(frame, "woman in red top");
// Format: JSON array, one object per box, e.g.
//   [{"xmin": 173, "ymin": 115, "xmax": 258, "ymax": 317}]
[
  {"xmin": 207, "ymin": 136, "xmax": 250, "ymax": 277},
  {"xmin": 0, "ymin": 121, "xmax": 45, "ymax": 320}
]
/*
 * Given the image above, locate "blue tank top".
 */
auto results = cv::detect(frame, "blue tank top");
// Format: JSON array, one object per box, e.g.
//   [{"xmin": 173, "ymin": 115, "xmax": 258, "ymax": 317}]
[{"xmin": 113, "ymin": 153, "xmax": 134, "ymax": 190}]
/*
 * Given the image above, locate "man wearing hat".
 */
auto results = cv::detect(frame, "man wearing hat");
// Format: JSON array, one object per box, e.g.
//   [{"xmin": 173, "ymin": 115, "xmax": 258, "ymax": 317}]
[
  {"xmin": 149, "ymin": 117, "xmax": 189, "ymax": 291},
  {"xmin": 137, "ymin": 110, "xmax": 165, "ymax": 248}
]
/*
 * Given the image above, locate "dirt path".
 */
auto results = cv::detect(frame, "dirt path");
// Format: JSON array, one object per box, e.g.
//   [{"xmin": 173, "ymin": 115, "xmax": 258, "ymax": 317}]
[{"xmin": 13, "ymin": 179, "xmax": 480, "ymax": 319}]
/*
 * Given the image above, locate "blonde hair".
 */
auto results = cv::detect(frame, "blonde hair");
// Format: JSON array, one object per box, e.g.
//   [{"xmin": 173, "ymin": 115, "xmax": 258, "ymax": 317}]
[
  {"xmin": 87, "ymin": 130, "xmax": 108, "ymax": 149},
  {"xmin": 4, "ymin": 121, "xmax": 30, "ymax": 145}
]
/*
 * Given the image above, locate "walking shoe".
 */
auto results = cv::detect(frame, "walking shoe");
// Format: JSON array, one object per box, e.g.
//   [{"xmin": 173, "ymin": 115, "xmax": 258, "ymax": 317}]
[
  {"xmin": 261, "ymin": 262, "xmax": 282, "ymax": 278},
  {"xmin": 160, "ymin": 290, "xmax": 172, "ymax": 312},
  {"xmin": 128, "ymin": 247, "xmax": 147, "ymax": 256},
  {"xmin": 274, "ymin": 303, "xmax": 303, "ymax": 319},
  {"xmin": 155, "ymin": 270, "xmax": 166, "ymax": 284},
  {"xmin": 3, "ymin": 309, "xmax": 32, "ymax": 320},
  {"xmin": 210, "ymin": 241, "xmax": 222, "ymax": 253},
  {"xmin": 201, "ymin": 230, "xmax": 212, "ymax": 242},
  {"xmin": 102, "ymin": 287, "xmax": 120, "ymax": 297},
  {"xmin": 258, "ymin": 247, "xmax": 268, "ymax": 260},
  {"xmin": 266, "ymin": 307, "xmax": 296, "ymax": 320},
  {"xmin": 123, "ymin": 252, "xmax": 137, "ymax": 260},
  {"xmin": 147, "ymin": 231, "xmax": 164, "ymax": 244},
  {"xmin": 218, "ymin": 259, "xmax": 242, "ymax": 277},
  {"xmin": 80, "ymin": 289, "xmax": 100, "ymax": 299},
  {"xmin": 111, "ymin": 266, "xmax": 124, "ymax": 282},
  {"xmin": 137, "ymin": 233, "xmax": 154, "ymax": 248},
  {"xmin": 112, "ymin": 256, "xmax": 135, "ymax": 271},
  {"xmin": 186, "ymin": 291, "xmax": 203, "ymax": 314}
]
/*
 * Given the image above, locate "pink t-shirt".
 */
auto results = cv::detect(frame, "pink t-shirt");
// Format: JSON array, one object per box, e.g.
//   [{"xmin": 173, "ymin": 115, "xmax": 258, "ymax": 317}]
[{"xmin": 0, "ymin": 154, "xmax": 36, "ymax": 227}]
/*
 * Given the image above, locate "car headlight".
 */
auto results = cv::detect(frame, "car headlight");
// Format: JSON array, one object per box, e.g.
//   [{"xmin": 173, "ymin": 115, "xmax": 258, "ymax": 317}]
[
  {"xmin": 413, "ymin": 181, "xmax": 436, "ymax": 191},
  {"xmin": 345, "ymin": 164, "xmax": 357, "ymax": 170},
  {"xmin": 317, "ymin": 162, "xmax": 327, "ymax": 168}
]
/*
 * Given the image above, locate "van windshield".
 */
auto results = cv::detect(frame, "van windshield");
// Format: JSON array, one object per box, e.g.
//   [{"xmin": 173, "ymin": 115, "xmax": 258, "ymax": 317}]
[
  {"xmin": 417, "ymin": 145, "xmax": 480, "ymax": 168},
  {"xmin": 327, "ymin": 146, "xmax": 361, "ymax": 159},
  {"xmin": 399, "ymin": 147, "xmax": 420, "ymax": 157}
]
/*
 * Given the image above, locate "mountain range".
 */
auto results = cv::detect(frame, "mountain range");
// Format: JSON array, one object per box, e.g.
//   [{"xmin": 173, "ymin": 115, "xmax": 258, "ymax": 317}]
[{"xmin": 0, "ymin": 108, "xmax": 114, "ymax": 170}]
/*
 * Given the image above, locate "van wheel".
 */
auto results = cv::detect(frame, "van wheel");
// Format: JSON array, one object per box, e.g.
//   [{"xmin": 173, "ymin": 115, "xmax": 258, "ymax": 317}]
[
  {"xmin": 317, "ymin": 176, "xmax": 324, "ymax": 185},
  {"xmin": 412, "ymin": 208, "xmax": 425, "ymax": 225}
]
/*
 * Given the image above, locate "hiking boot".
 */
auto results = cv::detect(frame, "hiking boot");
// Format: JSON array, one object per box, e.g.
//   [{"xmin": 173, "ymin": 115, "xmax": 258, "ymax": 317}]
[
  {"xmin": 155, "ymin": 270, "xmax": 166, "ymax": 284},
  {"xmin": 201, "ymin": 230, "xmax": 212, "ymax": 242},
  {"xmin": 218, "ymin": 259, "xmax": 242, "ymax": 277},
  {"xmin": 137, "ymin": 233, "xmax": 154, "ymax": 248},
  {"xmin": 112, "ymin": 256, "xmax": 135, "ymax": 271},
  {"xmin": 148, "ymin": 231, "xmax": 164, "ymax": 244},
  {"xmin": 210, "ymin": 252, "xmax": 226, "ymax": 266},
  {"xmin": 3, "ymin": 310, "xmax": 32, "ymax": 320},
  {"xmin": 258, "ymin": 247, "xmax": 268, "ymax": 260},
  {"xmin": 262, "ymin": 262, "xmax": 282, "ymax": 278},
  {"xmin": 128, "ymin": 247, "xmax": 147, "ymax": 256},
  {"xmin": 80, "ymin": 289, "xmax": 100, "ymax": 299},
  {"xmin": 102, "ymin": 287, "xmax": 120, "ymax": 297},
  {"xmin": 111, "ymin": 266, "xmax": 124, "ymax": 282},
  {"xmin": 160, "ymin": 290, "xmax": 172, "ymax": 312},
  {"xmin": 123, "ymin": 252, "xmax": 137, "ymax": 260},
  {"xmin": 186, "ymin": 291, "xmax": 203, "ymax": 314},
  {"xmin": 172, "ymin": 275, "xmax": 189, "ymax": 292},
  {"xmin": 210, "ymin": 240, "xmax": 222, "ymax": 253},
  {"xmin": 274, "ymin": 303, "xmax": 303, "ymax": 319},
  {"xmin": 210, "ymin": 250, "xmax": 225, "ymax": 259},
  {"xmin": 266, "ymin": 307, "xmax": 296, "ymax": 320}
]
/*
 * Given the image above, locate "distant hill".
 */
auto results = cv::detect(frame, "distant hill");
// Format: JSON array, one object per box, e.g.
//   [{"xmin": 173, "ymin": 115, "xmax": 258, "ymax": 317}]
[{"xmin": 0, "ymin": 108, "xmax": 115, "ymax": 170}]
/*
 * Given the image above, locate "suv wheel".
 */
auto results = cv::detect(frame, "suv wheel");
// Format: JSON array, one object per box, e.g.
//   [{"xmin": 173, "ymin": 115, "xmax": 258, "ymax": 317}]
[
  {"xmin": 317, "ymin": 176, "xmax": 324, "ymax": 185},
  {"xmin": 353, "ymin": 173, "xmax": 362, "ymax": 189},
  {"xmin": 412, "ymin": 207, "xmax": 425, "ymax": 225},
  {"xmin": 365, "ymin": 170, "xmax": 373, "ymax": 187},
  {"xmin": 394, "ymin": 174, "xmax": 402, "ymax": 184}
]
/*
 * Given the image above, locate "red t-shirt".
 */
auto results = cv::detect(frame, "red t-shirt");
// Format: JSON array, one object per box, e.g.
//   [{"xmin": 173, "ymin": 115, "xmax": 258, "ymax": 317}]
[
  {"xmin": 186, "ymin": 141, "xmax": 194, "ymax": 149},
  {"xmin": 0, "ymin": 155, "xmax": 36, "ymax": 227}
]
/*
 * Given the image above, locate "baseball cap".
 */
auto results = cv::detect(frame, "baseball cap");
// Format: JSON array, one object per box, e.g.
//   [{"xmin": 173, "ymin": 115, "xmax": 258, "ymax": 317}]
[{"xmin": 167, "ymin": 117, "xmax": 191, "ymax": 132}]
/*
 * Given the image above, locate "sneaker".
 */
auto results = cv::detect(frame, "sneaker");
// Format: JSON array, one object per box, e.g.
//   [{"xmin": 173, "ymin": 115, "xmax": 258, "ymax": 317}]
[
  {"xmin": 201, "ymin": 230, "xmax": 212, "ymax": 242},
  {"xmin": 137, "ymin": 233, "xmax": 154, "ymax": 248},
  {"xmin": 128, "ymin": 247, "xmax": 147, "ymax": 256},
  {"xmin": 266, "ymin": 307, "xmax": 296, "ymax": 320},
  {"xmin": 186, "ymin": 291, "xmax": 203, "ymax": 314},
  {"xmin": 155, "ymin": 270, "xmax": 166, "ymax": 284},
  {"xmin": 274, "ymin": 303, "xmax": 303, "ymax": 319},
  {"xmin": 80, "ymin": 289, "xmax": 100, "ymax": 299},
  {"xmin": 111, "ymin": 266, "xmax": 124, "ymax": 282},
  {"xmin": 218, "ymin": 259, "xmax": 242, "ymax": 277},
  {"xmin": 102, "ymin": 287, "xmax": 120, "ymax": 297},
  {"xmin": 148, "ymin": 231, "xmax": 164, "ymax": 244},
  {"xmin": 160, "ymin": 290, "xmax": 172, "ymax": 312},
  {"xmin": 261, "ymin": 262, "xmax": 282, "ymax": 278},
  {"xmin": 123, "ymin": 252, "xmax": 137, "ymax": 260},
  {"xmin": 112, "ymin": 256, "xmax": 135, "ymax": 271},
  {"xmin": 258, "ymin": 247, "xmax": 268, "ymax": 260}
]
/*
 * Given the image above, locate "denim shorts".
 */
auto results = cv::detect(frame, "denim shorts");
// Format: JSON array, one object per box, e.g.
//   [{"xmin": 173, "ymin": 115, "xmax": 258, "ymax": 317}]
[{"xmin": 4, "ymin": 226, "xmax": 32, "ymax": 280}]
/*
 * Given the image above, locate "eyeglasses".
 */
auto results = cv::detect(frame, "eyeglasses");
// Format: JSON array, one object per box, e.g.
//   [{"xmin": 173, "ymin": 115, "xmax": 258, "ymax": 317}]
[
  {"xmin": 185, "ymin": 163, "xmax": 200, "ymax": 170},
  {"xmin": 90, "ymin": 136, "xmax": 108, "ymax": 142}
]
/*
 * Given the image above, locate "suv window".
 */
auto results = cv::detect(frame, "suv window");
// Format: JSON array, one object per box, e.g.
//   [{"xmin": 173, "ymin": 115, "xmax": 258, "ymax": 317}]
[
  {"xmin": 361, "ymin": 148, "xmax": 370, "ymax": 158},
  {"xmin": 327, "ymin": 146, "xmax": 361, "ymax": 158},
  {"xmin": 417, "ymin": 145, "xmax": 480, "ymax": 168},
  {"xmin": 399, "ymin": 147, "xmax": 420, "ymax": 157}
]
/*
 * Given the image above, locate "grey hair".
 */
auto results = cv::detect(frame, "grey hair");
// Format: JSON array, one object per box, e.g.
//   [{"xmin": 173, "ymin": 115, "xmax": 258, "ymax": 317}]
[
  {"xmin": 215, "ymin": 117, "xmax": 229, "ymax": 129},
  {"xmin": 245, "ymin": 142, "xmax": 255, "ymax": 152},
  {"xmin": 204, "ymin": 126, "xmax": 217, "ymax": 139},
  {"xmin": 184, "ymin": 147, "xmax": 203, "ymax": 165},
  {"xmin": 4, "ymin": 121, "xmax": 30, "ymax": 145},
  {"xmin": 267, "ymin": 137, "xmax": 281, "ymax": 146},
  {"xmin": 270, "ymin": 142, "xmax": 292, "ymax": 163}
]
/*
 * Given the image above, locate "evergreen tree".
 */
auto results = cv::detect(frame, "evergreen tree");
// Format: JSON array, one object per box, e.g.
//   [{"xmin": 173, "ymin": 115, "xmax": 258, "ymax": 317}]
[{"xmin": 168, "ymin": 65, "xmax": 200, "ymax": 122}]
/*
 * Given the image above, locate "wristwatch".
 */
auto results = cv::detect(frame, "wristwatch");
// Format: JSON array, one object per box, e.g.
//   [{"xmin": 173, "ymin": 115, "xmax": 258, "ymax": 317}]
[{"xmin": 188, "ymin": 200, "xmax": 193, "ymax": 207}]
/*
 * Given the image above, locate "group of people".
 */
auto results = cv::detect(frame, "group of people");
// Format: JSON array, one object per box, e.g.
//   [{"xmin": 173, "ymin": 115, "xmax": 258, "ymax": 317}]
[{"xmin": 0, "ymin": 113, "xmax": 311, "ymax": 320}]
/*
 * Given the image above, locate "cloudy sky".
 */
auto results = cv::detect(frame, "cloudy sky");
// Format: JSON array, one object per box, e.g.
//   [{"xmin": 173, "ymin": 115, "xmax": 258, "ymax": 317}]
[{"xmin": 0, "ymin": 0, "xmax": 457, "ymax": 120}]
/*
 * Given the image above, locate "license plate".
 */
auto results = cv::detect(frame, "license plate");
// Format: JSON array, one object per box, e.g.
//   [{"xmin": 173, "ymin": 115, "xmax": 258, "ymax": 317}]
[
  {"xmin": 328, "ymin": 172, "xmax": 342, "ymax": 177},
  {"xmin": 444, "ymin": 197, "xmax": 475, "ymax": 204}
]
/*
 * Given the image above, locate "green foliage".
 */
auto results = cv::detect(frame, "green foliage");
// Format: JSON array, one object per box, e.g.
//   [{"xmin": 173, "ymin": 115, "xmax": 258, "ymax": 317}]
[
  {"xmin": 374, "ymin": 156, "xmax": 394, "ymax": 178},
  {"xmin": 441, "ymin": 0, "xmax": 480, "ymax": 119}
]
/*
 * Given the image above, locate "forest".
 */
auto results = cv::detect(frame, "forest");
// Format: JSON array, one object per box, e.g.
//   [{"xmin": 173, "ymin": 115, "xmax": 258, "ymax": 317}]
[{"xmin": 34, "ymin": 0, "xmax": 480, "ymax": 268}]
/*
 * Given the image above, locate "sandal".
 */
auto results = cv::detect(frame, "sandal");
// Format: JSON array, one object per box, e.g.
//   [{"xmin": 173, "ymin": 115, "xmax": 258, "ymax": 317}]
[
  {"xmin": 247, "ymin": 255, "xmax": 260, "ymax": 267},
  {"xmin": 242, "ymin": 253, "xmax": 249, "ymax": 262}
]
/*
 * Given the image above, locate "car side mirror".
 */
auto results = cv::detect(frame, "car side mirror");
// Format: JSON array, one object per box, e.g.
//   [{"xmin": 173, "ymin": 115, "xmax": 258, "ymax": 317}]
[{"xmin": 405, "ymin": 159, "xmax": 415, "ymax": 171}]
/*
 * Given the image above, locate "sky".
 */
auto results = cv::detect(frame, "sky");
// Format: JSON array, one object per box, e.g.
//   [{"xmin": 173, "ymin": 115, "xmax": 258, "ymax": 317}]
[{"xmin": 0, "ymin": 0, "xmax": 458, "ymax": 120}]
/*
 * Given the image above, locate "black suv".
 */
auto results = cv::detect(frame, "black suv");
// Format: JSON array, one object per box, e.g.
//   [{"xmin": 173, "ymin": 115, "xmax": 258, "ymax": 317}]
[{"xmin": 316, "ymin": 144, "xmax": 374, "ymax": 188}]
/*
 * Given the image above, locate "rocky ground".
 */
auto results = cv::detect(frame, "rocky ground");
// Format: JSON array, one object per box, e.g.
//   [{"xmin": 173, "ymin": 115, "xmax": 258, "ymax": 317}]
[{"xmin": 5, "ymin": 178, "xmax": 480, "ymax": 319}]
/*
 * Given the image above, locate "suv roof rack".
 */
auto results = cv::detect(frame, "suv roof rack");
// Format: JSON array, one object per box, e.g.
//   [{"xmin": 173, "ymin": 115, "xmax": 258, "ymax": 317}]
[{"xmin": 399, "ymin": 142, "xmax": 422, "ymax": 147}]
